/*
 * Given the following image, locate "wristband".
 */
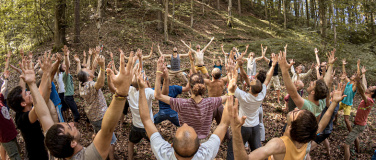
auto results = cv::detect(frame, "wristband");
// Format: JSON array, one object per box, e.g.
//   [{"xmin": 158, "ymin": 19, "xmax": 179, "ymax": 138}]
[
  {"xmin": 156, "ymin": 71, "xmax": 163, "ymax": 74},
  {"xmin": 114, "ymin": 93, "xmax": 127, "ymax": 100},
  {"xmin": 100, "ymin": 67, "xmax": 105, "ymax": 72},
  {"xmin": 228, "ymin": 92, "xmax": 234, "ymax": 96},
  {"xmin": 328, "ymin": 64, "xmax": 334, "ymax": 66}
]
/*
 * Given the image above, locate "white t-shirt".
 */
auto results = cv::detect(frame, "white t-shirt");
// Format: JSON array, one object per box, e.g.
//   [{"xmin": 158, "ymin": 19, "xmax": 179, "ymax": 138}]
[
  {"xmin": 55, "ymin": 72, "xmax": 66, "ymax": 93},
  {"xmin": 246, "ymin": 58, "xmax": 257, "ymax": 76},
  {"xmin": 234, "ymin": 84, "xmax": 267, "ymax": 127},
  {"xmin": 150, "ymin": 132, "xmax": 220, "ymax": 160},
  {"xmin": 127, "ymin": 86, "xmax": 155, "ymax": 128}
]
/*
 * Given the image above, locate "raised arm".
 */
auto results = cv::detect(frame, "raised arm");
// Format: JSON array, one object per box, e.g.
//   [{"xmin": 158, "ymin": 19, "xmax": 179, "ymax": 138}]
[
  {"xmin": 201, "ymin": 37, "xmax": 214, "ymax": 53},
  {"xmin": 161, "ymin": 67, "xmax": 169, "ymax": 95},
  {"xmin": 73, "ymin": 54, "xmax": 81, "ymax": 73},
  {"xmin": 20, "ymin": 54, "xmax": 54, "ymax": 134},
  {"xmin": 142, "ymin": 44, "xmax": 154, "ymax": 59},
  {"xmin": 361, "ymin": 66, "xmax": 367, "ymax": 90},
  {"xmin": 278, "ymin": 51, "xmax": 305, "ymax": 108},
  {"xmin": 94, "ymin": 50, "xmax": 135, "ymax": 159},
  {"xmin": 1, "ymin": 71, "xmax": 9, "ymax": 96},
  {"xmin": 181, "ymin": 40, "xmax": 197, "ymax": 54},
  {"xmin": 263, "ymin": 53, "xmax": 277, "ymax": 86},
  {"xmin": 37, "ymin": 53, "xmax": 53, "ymax": 105},
  {"xmin": 341, "ymin": 59, "xmax": 350, "ymax": 83},
  {"xmin": 157, "ymin": 45, "xmax": 172, "ymax": 58},
  {"xmin": 314, "ymin": 48, "xmax": 320, "ymax": 67},
  {"xmin": 63, "ymin": 45, "xmax": 70, "ymax": 74},
  {"xmin": 50, "ymin": 53, "xmax": 62, "ymax": 82},
  {"xmin": 5, "ymin": 51, "xmax": 11, "ymax": 72},
  {"xmin": 356, "ymin": 63, "xmax": 367, "ymax": 102},
  {"xmin": 106, "ymin": 62, "xmax": 116, "ymax": 94},
  {"xmin": 94, "ymin": 55, "xmax": 106, "ymax": 90},
  {"xmin": 300, "ymin": 63, "xmax": 314, "ymax": 80},
  {"xmin": 324, "ymin": 49, "xmax": 336, "ymax": 86},
  {"xmin": 137, "ymin": 68, "xmax": 159, "ymax": 138},
  {"xmin": 154, "ymin": 56, "xmax": 172, "ymax": 105},
  {"xmin": 212, "ymin": 96, "xmax": 231, "ymax": 143},
  {"xmin": 87, "ymin": 49, "xmax": 92, "ymax": 70}
]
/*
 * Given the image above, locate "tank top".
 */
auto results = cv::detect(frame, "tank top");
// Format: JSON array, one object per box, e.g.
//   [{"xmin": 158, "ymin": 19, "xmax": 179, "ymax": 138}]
[
  {"xmin": 341, "ymin": 82, "xmax": 356, "ymax": 106},
  {"xmin": 268, "ymin": 136, "xmax": 310, "ymax": 160},
  {"xmin": 171, "ymin": 54, "xmax": 181, "ymax": 71},
  {"xmin": 247, "ymin": 58, "xmax": 257, "ymax": 76}
]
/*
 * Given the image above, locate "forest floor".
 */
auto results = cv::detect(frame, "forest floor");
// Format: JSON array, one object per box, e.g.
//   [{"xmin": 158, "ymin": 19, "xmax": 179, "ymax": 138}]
[{"xmin": 6, "ymin": 0, "xmax": 376, "ymax": 159}]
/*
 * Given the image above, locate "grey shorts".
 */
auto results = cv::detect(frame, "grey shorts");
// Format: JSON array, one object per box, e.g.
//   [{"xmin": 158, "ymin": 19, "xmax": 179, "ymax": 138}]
[
  {"xmin": 1, "ymin": 138, "xmax": 21, "ymax": 160},
  {"xmin": 345, "ymin": 124, "xmax": 366, "ymax": 145},
  {"xmin": 91, "ymin": 119, "xmax": 117, "ymax": 144}
]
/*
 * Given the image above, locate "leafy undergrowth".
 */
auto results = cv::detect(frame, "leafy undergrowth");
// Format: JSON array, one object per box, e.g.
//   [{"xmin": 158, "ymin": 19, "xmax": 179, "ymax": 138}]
[{"xmin": 7, "ymin": 0, "xmax": 376, "ymax": 159}]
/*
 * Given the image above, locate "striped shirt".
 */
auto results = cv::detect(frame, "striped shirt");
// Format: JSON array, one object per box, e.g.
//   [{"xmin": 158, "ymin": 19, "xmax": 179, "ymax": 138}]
[{"xmin": 170, "ymin": 97, "xmax": 222, "ymax": 139}]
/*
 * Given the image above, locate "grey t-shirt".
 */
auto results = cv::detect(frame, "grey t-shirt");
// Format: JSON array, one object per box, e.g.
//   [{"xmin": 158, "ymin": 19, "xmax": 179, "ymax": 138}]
[
  {"xmin": 150, "ymin": 132, "xmax": 220, "ymax": 160},
  {"xmin": 69, "ymin": 143, "xmax": 101, "ymax": 160}
]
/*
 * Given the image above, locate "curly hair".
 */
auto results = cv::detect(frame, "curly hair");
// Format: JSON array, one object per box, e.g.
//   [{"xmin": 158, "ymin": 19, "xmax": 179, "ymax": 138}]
[
  {"xmin": 7, "ymin": 86, "xmax": 25, "ymax": 113},
  {"xmin": 256, "ymin": 70, "xmax": 267, "ymax": 83},
  {"xmin": 314, "ymin": 79, "xmax": 328, "ymax": 101},
  {"xmin": 189, "ymin": 73, "xmax": 206, "ymax": 96},
  {"xmin": 290, "ymin": 110, "xmax": 318, "ymax": 143}
]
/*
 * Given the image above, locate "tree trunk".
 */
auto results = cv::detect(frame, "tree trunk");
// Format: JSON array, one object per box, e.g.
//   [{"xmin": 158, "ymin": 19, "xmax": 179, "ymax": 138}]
[
  {"xmin": 278, "ymin": 0, "xmax": 281, "ymax": 14},
  {"xmin": 310, "ymin": 0, "xmax": 315, "ymax": 19},
  {"xmin": 170, "ymin": 0, "xmax": 175, "ymax": 33},
  {"xmin": 54, "ymin": 0, "xmax": 66, "ymax": 50},
  {"xmin": 294, "ymin": 0, "xmax": 299, "ymax": 18},
  {"xmin": 313, "ymin": 0, "xmax": 317, "ymax": 29},
  {"xmin": 217, "ymin": 0, "xmax": 220, "ymax": 10},
  {"xmin": 164, "ymin": 0, "xmax": 168, "ymax": 41},
  {"xmin": 228, "ymin": 0, "xmax": 233, "ymax": 27},
  {"xmin": 305, "ymin": 0, "xmax": 309, "ymax": 26},
  {"xmin": 74, "ymin": 0, "xmax": 80, "ymax": 43},
  {"xmin": 283, "ymin": 0, "xmax": 287, "ymax": 29},
  {"xmin": 191, "ymin": 0, "xmax": 194, "ymax": 27},
  {"xmin": 158, "ymin": 0, "xmax": 163, "ymax": 31},
  {"xmin": 202, "ymin": 0, "xmax": 205, "ymax": 15},
  {"xmin": 238, "ymin": 0, "xmax": 241, "ymax": 14},
  {"xmin": 265, "ymin": 0, "xmax": 267, "ymax": 20},
  {"xmin": 96, "ymin": 0, "xmax": 104, "ymax": 39},
  {"xmin": 269, "ymin": 0, "xmax": 271, "ymax": 29},
  {"xmin": 319, "ymin": 0, "xmax": 326, "ymax": 44}
]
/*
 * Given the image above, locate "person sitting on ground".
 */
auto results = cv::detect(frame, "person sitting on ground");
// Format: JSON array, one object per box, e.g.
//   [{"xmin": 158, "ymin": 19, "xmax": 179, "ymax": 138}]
[
  {"xmin": 138, "ymin": 63, "xmax": 231, "ymax": 159},
  {"xmin": 154, "ymin": 55, "xmax": 228, "ymax": 141},
  {"xmin": 229, "ymin": 49, "xmax": 346, "ymax": 160},
  {"xmin": 343, "ymin": 62, "xmax": 375, "ymax": 160},
  {"xmin": 157, "ymin": 44, "xmax": 189, "ymax": 82},
  {"xmin": 335, "ymin": 58, "xmax": 357, "ymax": 132},
  {"xmin": 181, "ymin": 37, "xmax": 215, "ymax": 78},
  {"xmin": 44, "ymin": 49, "xmax": 137, "ymax": 159},
  {"xmin": 225, "ymin": 51, "xmax": 276, "ymax": 160},
  {"xmin": 75, "ymin": 53, "xmax": 117, "ymax": 160},
  {"xmin": 213, "ymin": 55, "xmax": 223, "ymax": 71}
]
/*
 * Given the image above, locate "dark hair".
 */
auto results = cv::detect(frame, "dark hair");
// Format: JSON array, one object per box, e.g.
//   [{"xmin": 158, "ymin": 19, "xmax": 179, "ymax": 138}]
[
  {"xmin": 7, "ymin": 86, "xmax": 25, "ymax": 113},
  {"xmin": 213, "ymin": 70, "xmax": 222, "ymax": 80},
  {"xmin": 172, "ymin": 131, "xmax": 200, "ymax": 158},
  {"xmin": 250, "ymin": 80, "xmax": 262, "ymax": 94},
  {"xmin": 59, "ymin": 64, "xmax": 65, "ymax": 72},
  {"xmin": 189, "ymin": 73, "xmax": 205, "ymax": 96},
  {"xmin": 290, "ymin": 110, "xmax": 318, "ymax": 143},
  {"xmin": 36, "ymin": 79, "xmax": 41, "ymax": 87},
  {"xmin": 370, "ymin": 87, "xmax": 376, "ymax": 98},
  {"xmin": 45, "ymin": 124, "xmax": 75, "ymax": 158},
  {"xmin": 256, "ymin": 70, "xmax": 267, "ymax": 83},
  {"xmin": 77, "ymin": 71, "xmax": 88, "ymax": 86},
  {"xmin": 314, "ymin": 79, "xmax": 328, "ymax": 101}
]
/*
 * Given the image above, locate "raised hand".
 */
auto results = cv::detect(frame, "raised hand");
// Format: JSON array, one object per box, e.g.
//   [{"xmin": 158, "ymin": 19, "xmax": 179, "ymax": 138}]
[
  {"xmin": 278, "ymin": 51, "xmax": 289, "ymax": 72},
  {"xmin": 221, "ymin": 44, "xmax": 224, "ymax": 49},
  {"xmin": 211, "ymin": 37, "xmax": 215, "ymax": 41},
  {"xmin": 227, "ymin": 96, "xmax": 245, "ymax": 128},
  {"xmin": 55, "ymin": 53, "xmax": 62, "ymax": 62},
  {"xmin": 107, "ymin": 51, "xmax": 136, "ymax": 96},
  {"xmin": 342, "ymin": 59, "xmax": 347, "ymax": 65},
  {"xmin": 20, "ymin": 48, "xmax": 24, "ymax": 58},
  {"xmin": 19, "ymin": 56, "xmax": 36, "ymax": 84},
  {"xmin": 6, "ymin": 51, "xmax": 11, "ymax": 58},
  {"xmin": 246, "ymin": 44, "xmax": 249, "ymax": 50},
  {"xmin": 188, "ymin": 50, "xmax": 194, "ymax": 62},
  {"xmin": 157, "ymin": 56, "xmax": 165, "ymax": 72},
  {"xmin": 284, "ymin": 44, "xmax": 288, "ymax": 53},
  {"xmin": 3, "ymin": 70, "xmax": 10, "ymax": 79},
  {"xmin": 357, "ymin": 59, "xmax": 360, "ymax": 68},
  {"xmin": 136, "ymin": 67, "xmax": 148, "ymax": 89},
  {"xmin": 88, "ymin": 48, "xmax": 93, "ymax": 55},
  {"xmin": 271, "ymin": 53, "xmax": 279, "ymax": 67},
  {"xmin": 97, "ymin": 55, "xmax": 105, "ymax": 68},
  {"xmin": 110, "ymin": 52, "xmax": 114, "ymax": 61},
  {"xmin": 327, "ymin": 48, "xmax": 337, "ymax": 64},
  {"xmin": 332, "ymin": 82, "xmax": 347, "ymax": 103},
  {"xmin": 310, "ymin": 63, "xmax": 315, "ymax": 69},
  {"xmin": 361, "ymin": 66, "xmax": 367, "ymax": 75},
  {"xmin": 73, "ymin": 54, "xmax": 80, "ymax": 62},
  {"xmin": 314, "ymin": 48, "xmax": 319, "ymax": 54},
  {"xmin": 83, "ymin": 51, "xmax": 86, "ymax": 57},
  {"xmin": 288, "ymin": 59, "xmax": 295, "ymax": 68},
  {"xmin": 62, "ymin": 45, "xmax": 69, "ymax": 56},
  {"xmin": 39, "ymin": 52, "xmax": 53, "ymax": 75}
]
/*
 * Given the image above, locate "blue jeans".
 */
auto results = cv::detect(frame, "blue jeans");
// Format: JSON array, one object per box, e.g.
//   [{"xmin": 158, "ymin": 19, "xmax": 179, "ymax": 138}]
[{"xmin": 154, "ymin": 111, "xmax": 180, "ymax": 126}]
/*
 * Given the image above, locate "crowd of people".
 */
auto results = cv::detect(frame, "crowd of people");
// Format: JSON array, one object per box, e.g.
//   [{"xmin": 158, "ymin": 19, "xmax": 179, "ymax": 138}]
[{"xmin": 0, "ymin": 38, "xmax": 375, "ymax": 160}]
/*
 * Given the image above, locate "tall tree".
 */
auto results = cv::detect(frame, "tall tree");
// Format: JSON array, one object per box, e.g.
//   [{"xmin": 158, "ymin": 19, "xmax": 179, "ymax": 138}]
[
  {"xmin": 191, "ymin": 0, "xmax": 194, "ymax": 27},
  {"xmin": 265, "ymin": 0, "xmax": 268, "ymax": 19},
  {"xmin": 305, "ymin": 0, "xmax": 309, "ymax": 26},
  {"xmin": 318, "ymin": 0, "xmax": 326, "ymax": 44},
  {"xmin": 217, "ymin": 0, "xmax": 220, "ymax": 10},
  {"xmin": 164, "ymin": 0, "xmax": 168, "ymax": 41},
  {"xmin": 283, "ymin": 0, "xmax": 287, "ymax": 29},
  {"xmin": 238, "ymin": 0, "xmax": 241, "ymax": 14},
  {"xmin": 54, "ymin": 0, "xmax": 66, "ymax": 50},
  {"xmin": 170, "ymin": 0, "xmax": 175, "ymax": 33},
  {"xmin": 158, "ymin": 0, "xmax": 163, "ymax": 31},
  {"xmin": 228, "ymin": 0, "xmax": 233, "ymax": 27},
  {"xmin": 74, "ymin": 0, "xmax": 80, "ymax": 43},
  {"xmin": 97, "ymin": 0, "xmax": 104, "ymax": 36}
]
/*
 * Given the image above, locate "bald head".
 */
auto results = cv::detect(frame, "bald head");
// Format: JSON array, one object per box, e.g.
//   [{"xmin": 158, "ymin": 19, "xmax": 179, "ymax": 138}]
[
  {"xmin": 173, "ymin": 124, "xmax": 200, "ymax": 158},
  {"xmin": 211, "ymin": 68, "xmax": 221, "ymax": 79}
]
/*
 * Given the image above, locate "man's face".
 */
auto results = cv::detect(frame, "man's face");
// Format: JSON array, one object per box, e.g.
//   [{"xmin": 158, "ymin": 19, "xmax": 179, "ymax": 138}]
[
  {"xmin": 350, "ymin": 74, "xmax": 356, "ymax": 81},
  {"xmin": 366, "ymin": 86, "xmax": 376, "ymax": 95},
  {"xmin": 60, "ymin": 122, "xmax": 81, "ymax": 140},
  {"xmin": 249, "ymin": 52, "xmax": 255, "ymax": 58},
  {"xmin": 307, "ymin": 81, "xmax": 316, "ymax": 94},
  {"xmin": 61, "ymin": 64, "xmax": 66, "ymax": 72},
  {"xmin": 296, "ymin": 66, "xmax": 302, "ymax": 74},
  {"xmin": 215, "ymin": 61, "xmax": 220, "ymax": 66},
  {"xmin": 21, "ymin": 90, "xmax": 33, "ymax": 106},
  {"xmin": 196, "ymin": 45, "xmax": 201, "ymax": 50}
]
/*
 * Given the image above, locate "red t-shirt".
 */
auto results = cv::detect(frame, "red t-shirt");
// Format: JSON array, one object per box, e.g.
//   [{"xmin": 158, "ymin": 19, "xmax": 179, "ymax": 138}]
[
  {"xmin": 354, "ymin": 97, "xmax": 374, "ymax": 126},
  {"xmin": 0, "ymin": 93, "xmax": 18, "ymax": 143}
]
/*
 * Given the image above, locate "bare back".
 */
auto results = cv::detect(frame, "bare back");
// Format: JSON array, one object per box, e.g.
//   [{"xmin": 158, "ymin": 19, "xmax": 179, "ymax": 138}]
[{"xmin": 206, "ymin": 79, "xmax": 226, "ymax": 97}]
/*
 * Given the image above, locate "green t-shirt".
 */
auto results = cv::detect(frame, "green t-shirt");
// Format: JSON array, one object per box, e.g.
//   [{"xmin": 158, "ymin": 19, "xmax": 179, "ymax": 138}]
[
  {"xmin": 302, "ymin": 99, "xmax": 326, "ymax": 117},
  {"xmin": 63, "ymin": 72, "xmax": 74, "ymax": 96}
]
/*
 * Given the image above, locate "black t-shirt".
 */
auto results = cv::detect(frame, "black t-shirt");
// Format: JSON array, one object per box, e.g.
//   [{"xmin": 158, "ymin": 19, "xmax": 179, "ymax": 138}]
[
  {"xmin": 268, "ymin": 60, "xmax": 279, "ymax": 76},
  {"xmin": 16, "ymin": 111, "xmax": 48, "ymax": 160}
]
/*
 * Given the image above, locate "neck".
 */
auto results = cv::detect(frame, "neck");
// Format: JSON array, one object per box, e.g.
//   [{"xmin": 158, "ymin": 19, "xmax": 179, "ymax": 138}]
[
  {"xmin": 191, "ymin": 94, "xmax": 202, "ymax": 103},
  {"xmin": 68, "ymin": 144, "xmax": 84, "ymax": 159},
  {"xmin": 307, "ymin": 94, "xmax": 319, "ymax": 104},
  {"xmin": 22, "ymin": 105, "xmax": 32, "ymax": 112},
  {"xmin": 248, "ymin": 90, "xmax": 258, "ymax": 97},
  {"xmin": 284, "ymin": 132, "xmax": 305, "ymax": 149}
]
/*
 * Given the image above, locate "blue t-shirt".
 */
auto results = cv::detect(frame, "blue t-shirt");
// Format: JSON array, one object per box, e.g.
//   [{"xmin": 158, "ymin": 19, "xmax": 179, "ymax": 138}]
[
  {"xmin": 319, "ymin": 102, "xmax": 339, "ymax": 134},
  {"xmin": 50, "ymin": 82, "xmax": 61, "ymax": 106},
  {"xmin": 159, "ymin": 85, "xmax": 182, "ymax": 112},
  {"xmin": 214, "ymin": 65, "xmax": 223, "ymax": 71},
  {"xmin": 341, "ymin": 82, "xmax": 356, "ymax": 106}
]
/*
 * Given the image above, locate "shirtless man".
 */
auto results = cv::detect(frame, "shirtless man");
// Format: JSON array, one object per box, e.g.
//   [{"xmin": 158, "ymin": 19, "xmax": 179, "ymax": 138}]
[
  {"xmin": 157, "ymin": 45, "xmax": 189, "ymax": 82},
  {"xmin": 181, "ymin": 37, "xmax": 215, "ymax": 78}
]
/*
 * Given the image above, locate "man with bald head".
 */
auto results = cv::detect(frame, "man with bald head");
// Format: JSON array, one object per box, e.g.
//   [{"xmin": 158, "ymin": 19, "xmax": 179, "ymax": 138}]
[
  {"xmin": 157, "ymin": 45, "xmax": 189, "ymax": 83},
  {"xmin": 136, "ymin": 63, "xmax": 231, "ymax": 159}
]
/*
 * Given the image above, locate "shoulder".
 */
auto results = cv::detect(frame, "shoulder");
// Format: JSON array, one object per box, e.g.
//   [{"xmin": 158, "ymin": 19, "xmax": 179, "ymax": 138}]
[{"xmin": 84, "ymin": 143, "xmax": 101, "ymax": 159}]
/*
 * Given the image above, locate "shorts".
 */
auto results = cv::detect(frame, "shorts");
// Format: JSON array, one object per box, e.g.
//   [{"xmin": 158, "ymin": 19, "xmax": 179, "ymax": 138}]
[
  {"xmin": 129, "ymin": 125, "xmax": 150, "ymax": 144},
  {"xmin": 123, "ymin": 100, "xmax": 129, "ymax": 115},
  {"xmin": 1, "ymin": 138, "xmax": 21, "ymax": 160},
  {"xmin": 91, "ymin": 119, "xmax": 117, "ymax": 144},
  {"xmin": 314, "ymin": 133, "xmax": 331, "ymax": 144},
  {"xmin": 195, "ymin": 66, "xmax": 208, "ymax": 74},
  {"xmin": 267, "ymin": 76, "xmax": 280, "ymax": 90},
  {"xmin": 339, "ymin": 102, "xmax": 352, "ymax": 116},
  {"xmin": 345, "ymin": 124, "xmax": 366, "ymax": 145}
]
